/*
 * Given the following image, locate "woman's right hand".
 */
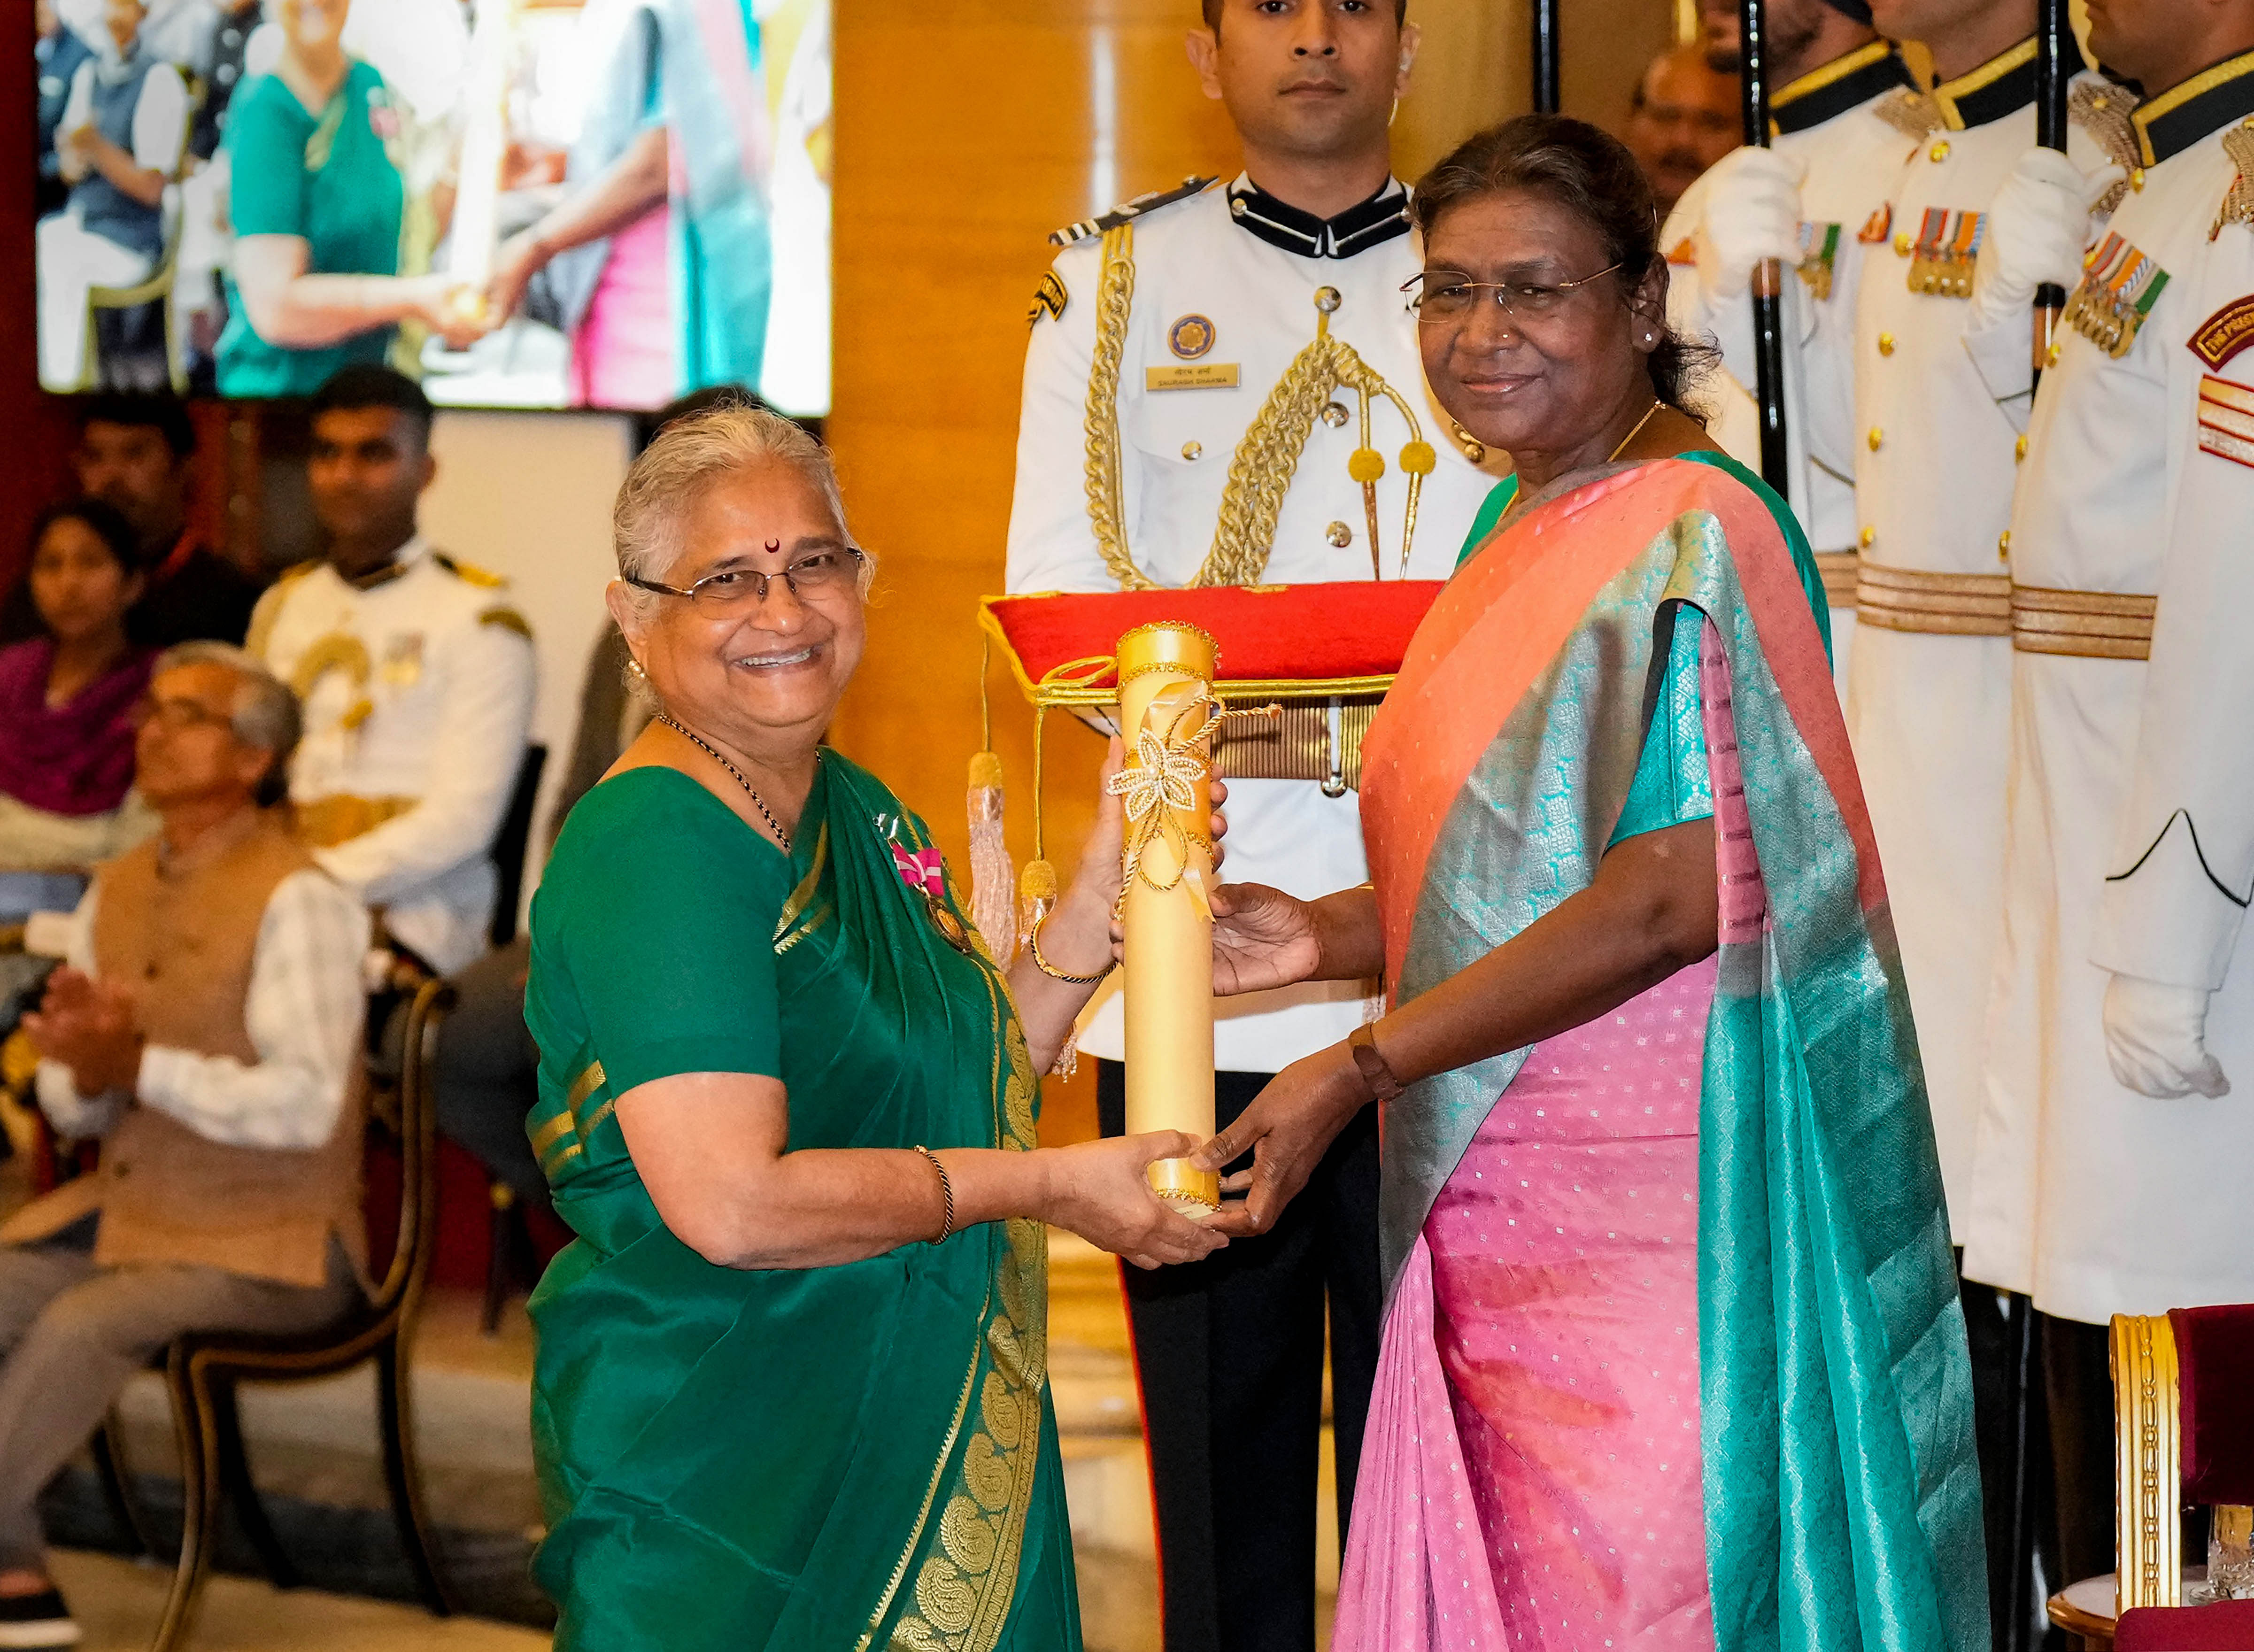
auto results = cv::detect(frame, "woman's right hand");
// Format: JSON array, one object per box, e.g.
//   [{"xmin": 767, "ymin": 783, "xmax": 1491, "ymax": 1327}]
[
  {"xmin": 1044, "ymin": 1132, "xmax": 1229, "ymax": 1270},
  {"xmin": 409, "ymin": 275, "xmax": 493, "ymax": 351},
  {"xmin": 1209, "ymin": 882, "xmax": 1323, "ymax": 996}
]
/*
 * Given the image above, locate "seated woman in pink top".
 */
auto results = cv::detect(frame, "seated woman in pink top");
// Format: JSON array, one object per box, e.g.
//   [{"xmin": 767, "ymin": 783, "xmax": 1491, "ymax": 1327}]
[{"xmin": 0, "ymin": 501, "xmax": 159, "ymax": 871}]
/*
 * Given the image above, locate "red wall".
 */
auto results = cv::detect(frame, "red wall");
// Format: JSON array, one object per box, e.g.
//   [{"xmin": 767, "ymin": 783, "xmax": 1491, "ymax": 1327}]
[{"xmin": 4, "ymin": 8, "xmax": 87, "ymax": 595}]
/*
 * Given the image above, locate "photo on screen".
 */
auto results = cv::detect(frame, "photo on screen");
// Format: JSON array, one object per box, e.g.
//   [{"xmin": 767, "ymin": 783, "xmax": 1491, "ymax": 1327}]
[{"xmin": 33, "ymin": 0, "xmax": 832, "ymax": 416}]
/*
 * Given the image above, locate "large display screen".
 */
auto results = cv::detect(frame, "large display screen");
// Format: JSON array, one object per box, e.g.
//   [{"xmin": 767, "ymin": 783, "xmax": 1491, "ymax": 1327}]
[{"xmin": 34, "ymin": 0, "xmax": 832, "ymax": 415}]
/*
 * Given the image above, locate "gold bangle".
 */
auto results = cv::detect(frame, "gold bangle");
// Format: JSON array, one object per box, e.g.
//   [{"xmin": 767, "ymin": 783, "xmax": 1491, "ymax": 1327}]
[
  {"xmin": 1026, "ymin": 918, "xmax": 1111, "ymax": 985},
  {"xmin": 912, "ymin": 1144, "xmax": 955, "ymax": 1243}
]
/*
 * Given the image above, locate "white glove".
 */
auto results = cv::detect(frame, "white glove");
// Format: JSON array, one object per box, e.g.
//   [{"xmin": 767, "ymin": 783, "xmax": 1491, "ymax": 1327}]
[
  {"xmin": 1697, "ymin": 146, "xmax": 1807, "ymax": 303},
  {"xmin": 2102, "ymin": 973, "xmax": 2231, "ymax": 1099},
  {"xmin": 1969, "ymin": 148, "xmax": 2127, "ymax": 326}
]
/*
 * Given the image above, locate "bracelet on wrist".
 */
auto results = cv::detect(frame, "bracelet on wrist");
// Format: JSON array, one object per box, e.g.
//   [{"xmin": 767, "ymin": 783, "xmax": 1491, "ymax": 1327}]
[
  {"xmin": 1026, "ymin": 917, "xmax": 1110, "ymax": 986},
  {"xmin": 912, "ymin": 1144, "xmax": 955, "ymax": 1243},
  {"xmin": 1346, "ymin": 1022, "xmax": 1405, "ymax": 1104}
]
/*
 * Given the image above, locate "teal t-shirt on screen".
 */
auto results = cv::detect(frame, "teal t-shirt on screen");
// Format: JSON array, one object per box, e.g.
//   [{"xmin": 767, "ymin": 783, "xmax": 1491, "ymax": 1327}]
[{"xmin": 217, "ymin": 59, "xmax": 407, "ymax": 399}]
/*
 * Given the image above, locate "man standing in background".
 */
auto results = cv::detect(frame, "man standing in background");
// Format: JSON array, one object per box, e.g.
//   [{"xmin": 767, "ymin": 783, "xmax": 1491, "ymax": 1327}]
[
  {"xmin": 1664, "ymin": 0, "xmax": 1917, "ymax": 684},
  {"xmin": 1622, "ymin": 39, "xmax": 1740, "ymax": 219},
  {"xmin": 1004, "ymin": 3, "xmax": 1490, "ymax": 1647}
]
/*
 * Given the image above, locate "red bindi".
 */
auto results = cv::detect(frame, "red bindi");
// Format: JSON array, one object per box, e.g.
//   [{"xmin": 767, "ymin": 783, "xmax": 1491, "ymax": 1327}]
[{"xmin": 764, "ymin": 539, "xmax": 781, "ymax": 553}]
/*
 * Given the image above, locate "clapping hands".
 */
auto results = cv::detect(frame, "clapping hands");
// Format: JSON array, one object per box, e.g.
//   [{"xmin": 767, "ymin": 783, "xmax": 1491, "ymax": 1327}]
[{"xmin": 23, "ymin": 967, "xmax": 143, "ymax": 1097}]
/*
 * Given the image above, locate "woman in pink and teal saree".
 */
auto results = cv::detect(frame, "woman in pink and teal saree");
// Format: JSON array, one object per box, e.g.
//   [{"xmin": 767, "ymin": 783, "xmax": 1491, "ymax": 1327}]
[{"xmin": 1193, "ymin": 118, "xmax": 1986, "ymax": 1652}]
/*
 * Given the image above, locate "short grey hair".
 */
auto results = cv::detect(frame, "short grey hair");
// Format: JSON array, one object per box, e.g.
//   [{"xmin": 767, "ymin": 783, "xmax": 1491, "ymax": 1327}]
[
  {"xmin": 151, "ymin": 641, "xmax": 302, "ymax": 807},
  {"xmin": 610, "ymin": 400, "xmax": 874, "ymax": 627}
]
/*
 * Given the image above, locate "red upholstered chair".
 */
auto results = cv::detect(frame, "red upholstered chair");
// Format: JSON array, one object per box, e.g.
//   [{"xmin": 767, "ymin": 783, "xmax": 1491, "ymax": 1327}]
[
  {"xmin": 2115, "ymin": 1600, "xmax": 2254, "ymax": 1650},
  {"xmin": 2049, "ymin": 1308, "xmax": 2254, "ymax": 1645}
]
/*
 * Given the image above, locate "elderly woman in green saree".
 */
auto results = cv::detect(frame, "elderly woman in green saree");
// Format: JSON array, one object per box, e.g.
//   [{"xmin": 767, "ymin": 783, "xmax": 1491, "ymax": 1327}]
[
  {"xmin": 523, "ymin": 403, "xmax": 1224, "ymax": 1650},
  {"xmin": 1192, "ymin": 118, "xmax": 1987, "ymax": 1652}
]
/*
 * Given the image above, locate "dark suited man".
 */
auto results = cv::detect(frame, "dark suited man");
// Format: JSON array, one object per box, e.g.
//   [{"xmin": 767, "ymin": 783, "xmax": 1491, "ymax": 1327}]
[{"xmin": 2, "ymin": 395, "xmax": 260, "ymax": 649}]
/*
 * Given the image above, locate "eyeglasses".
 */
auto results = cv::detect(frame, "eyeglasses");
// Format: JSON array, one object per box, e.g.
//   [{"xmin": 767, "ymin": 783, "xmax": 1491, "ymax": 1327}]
[
  {"xmin": 1402, "ymin": 262, "xmax": 1627, "ymax": 326},
  {"xmin": 132, "ymin": 695, "xmax": 233, "ymax": 732},
  {"xmin": 627, "ymin": 547, "xmax": 865, "ymax": 613}
]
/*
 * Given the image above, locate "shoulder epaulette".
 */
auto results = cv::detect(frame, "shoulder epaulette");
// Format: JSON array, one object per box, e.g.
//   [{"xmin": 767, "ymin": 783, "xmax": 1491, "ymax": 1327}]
[
  {"xmin": 1049, "ymin": 176, "xmax": 1217, "ymax": 248},
  {"xmin": 2217, "ymin": 120, "xmax": 2254, "ymax": 237},
  {"xmin": 433, "ymin": 551, "xmax": 508, "ymax": 588},
  {"xmin": 478, "ymin": 604, "xmax": 534, "ymax": 640}
]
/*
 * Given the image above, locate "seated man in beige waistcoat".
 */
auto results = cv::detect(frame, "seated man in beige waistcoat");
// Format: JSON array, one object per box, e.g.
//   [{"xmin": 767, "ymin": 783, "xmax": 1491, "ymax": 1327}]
[{"xmin": 0, "ymin": 642, "xmax": 368, "ymax": 1648}]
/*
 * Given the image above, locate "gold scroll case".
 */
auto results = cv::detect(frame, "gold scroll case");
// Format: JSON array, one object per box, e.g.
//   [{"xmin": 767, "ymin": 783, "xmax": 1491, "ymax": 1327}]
[{"xmin": 1116, "ymin": 622, "xmax": 1220, "ymax": 1215}]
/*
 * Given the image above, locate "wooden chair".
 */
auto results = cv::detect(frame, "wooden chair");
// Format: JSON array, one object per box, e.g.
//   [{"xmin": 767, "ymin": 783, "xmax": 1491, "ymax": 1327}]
[
  {"xmin": 2048, "ymin": 1308, "xmax": 2254, "ymax": 1646},
  {"xmin": 142, "ymin": 978, "xmax": 455, "ymax": 1652}
]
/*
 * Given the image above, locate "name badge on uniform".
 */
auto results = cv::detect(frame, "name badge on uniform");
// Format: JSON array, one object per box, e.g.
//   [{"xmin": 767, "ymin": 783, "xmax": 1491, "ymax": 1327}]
[
  {"xmin": 2063, "ymin": 233, "xmax": 2170, "ymax": 357},
  {"xmin": 1146, "ymin": 363, "xmax": 1241, "ymax": 391}
]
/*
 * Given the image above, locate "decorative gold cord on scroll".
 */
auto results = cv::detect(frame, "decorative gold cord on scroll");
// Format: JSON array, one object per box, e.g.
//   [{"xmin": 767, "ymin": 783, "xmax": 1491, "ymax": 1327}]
[{"xmin": 1106, "ymin": 682, "xmax": 1225, "ymax": 918}]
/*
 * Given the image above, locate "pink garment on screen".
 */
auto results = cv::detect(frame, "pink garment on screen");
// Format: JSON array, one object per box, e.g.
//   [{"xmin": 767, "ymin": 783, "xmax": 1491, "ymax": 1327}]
[
  {"xmin": 569, "ymin": 205, "xmax": 673, "ymax": 411},
  {"xmin": 1335, "ymin": 620, "xmax": 1768, "ymax": 1652}
]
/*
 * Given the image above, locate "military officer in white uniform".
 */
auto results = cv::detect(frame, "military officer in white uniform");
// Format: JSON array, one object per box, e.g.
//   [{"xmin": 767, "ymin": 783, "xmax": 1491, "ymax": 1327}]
[
  {"xmin": 1003, "ymin": 4, "xmax": 1486, "ymax": 1648},
  {"xmin": 1964, "ymin": 0, "xmax": 2254, "ymax": 1590},
  {"xmin": 1663, "ymin": 0, "xmax": 1920, "ymax": 686},
  {"xmin": 1841, "ymin": 0, "xmax": 2115, "ymax": 1234},
  {"xmin": 249, "ymin": 367, "xmax": 536, "ymax": 979}
]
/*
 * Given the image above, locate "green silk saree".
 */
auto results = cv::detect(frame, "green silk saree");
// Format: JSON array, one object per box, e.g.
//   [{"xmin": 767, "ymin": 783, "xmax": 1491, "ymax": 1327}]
[{"xmin": 523, "ymin": 755, "xmax": 1078, "ymax": 1652}]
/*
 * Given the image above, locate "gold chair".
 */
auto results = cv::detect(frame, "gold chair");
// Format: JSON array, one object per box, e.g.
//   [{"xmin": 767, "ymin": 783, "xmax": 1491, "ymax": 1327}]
[
  {"xmin": 2047, "ymin": 1312, "xmax": 2254, "ymax": 1644},
  {"xmin": 143, "ymin": 979, "xmax": 455, "ymax": 1652}
]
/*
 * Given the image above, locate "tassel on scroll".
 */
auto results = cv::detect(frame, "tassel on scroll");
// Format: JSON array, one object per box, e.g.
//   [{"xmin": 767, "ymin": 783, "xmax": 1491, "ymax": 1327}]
[{"xmin": 967, "ymin": 752, "xmax": 1015, "ymax": 967}]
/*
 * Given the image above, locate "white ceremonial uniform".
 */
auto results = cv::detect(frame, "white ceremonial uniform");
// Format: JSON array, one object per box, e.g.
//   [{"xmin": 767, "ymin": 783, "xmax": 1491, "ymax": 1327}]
[
  {"xmin": 1964, "ymin": 56, "xmax": 2254, "ymax": 1321},
  {"xmin": 1007, "ymin": 175, "xmax": 1491, "ymax": 1075},
  {"xmin": 1843, "ymin": 42, "xmax": 2112, "ymax": 1228},
  {"xmin": 247, "ymin": 535, "xmax": 537, "ymax": 976},
  {"xmin": 1663, "ymin": 41, "xmax": 1921, "ymax": 688}
]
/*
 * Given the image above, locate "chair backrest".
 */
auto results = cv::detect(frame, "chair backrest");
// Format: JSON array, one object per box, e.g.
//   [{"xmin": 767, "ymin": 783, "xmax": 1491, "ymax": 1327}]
[
  {"xmin": 2113, "ymin": 1308, "xmax": 2254, "ymax": 1612},
  {"xmin": 368, "ymin": 979, "xmax": 451, "ymax": 1319},
  {"xmin": 488, "ymin": 744, "xmax": 548, "ymax": 949}
]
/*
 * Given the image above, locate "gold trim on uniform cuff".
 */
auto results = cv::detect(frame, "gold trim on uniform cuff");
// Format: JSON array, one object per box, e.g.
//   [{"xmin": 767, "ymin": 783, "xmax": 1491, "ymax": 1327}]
[
  {"xmin": 1854, "ymin": 563, "xmax": 2013, "ymax": 634},
  {"xmin": 2010, "ymin": 585, "xmax": 2157, "ymax": 659}
]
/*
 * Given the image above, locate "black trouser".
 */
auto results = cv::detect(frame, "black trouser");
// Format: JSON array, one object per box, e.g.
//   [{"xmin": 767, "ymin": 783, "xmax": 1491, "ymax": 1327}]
[
  {"xmin": 430, "ymin": 936, "xmax": 547, "ymax": 1207},
  {"xmin": 1096, "ymin": 1060, "xmax": 1382, "ymax": 1652}
]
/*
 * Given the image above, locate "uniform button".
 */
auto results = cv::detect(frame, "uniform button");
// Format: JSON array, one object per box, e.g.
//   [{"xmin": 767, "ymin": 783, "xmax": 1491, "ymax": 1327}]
[
  {"xmin": 1860, "ymin": 525, "xmax": 1876, "ymax": 548},
  {"xmin": 2046, "ymin": 342, "xmax": 2062, "ymax": 366},
  {"xmin": 1321, "ymin": 401, "xmax": 1350, "ymax": 428},
  {"xmin": 1878, "ymin": 332, "xmax": 1896, "ymax": 356},
  {"xmin": 1998, "ymin": 530, "xmax": 2011, "ymax": 561},
  {"xmin": 1867, "ymin": 426, "xmax": 1884, "ymax": 451},
  {"xmin": 1893, "ymin": 230, "xmax": 1913, "ymax": 256},
  {"xmin": 1181, "ymin": 441, "xmax": 1202, "ymax": 461},
  {"xmin": 2130, "ymin": 168, "xmax": 2146, "ymax": 192},
  {"xmin": 1325, "ymin": 521, "xmax": 1354, "ymax": 548},
  {"xmin": 1930, "ymin": 140, "xmax": 1951, "ymax": 162},
  {"xmin": 1313, "ymin": 286, "xmax": 1342, "ymax": 314},
  {"xmin": 2015, "ymin": 433, "xmax": 2029, "ymax": 463}
]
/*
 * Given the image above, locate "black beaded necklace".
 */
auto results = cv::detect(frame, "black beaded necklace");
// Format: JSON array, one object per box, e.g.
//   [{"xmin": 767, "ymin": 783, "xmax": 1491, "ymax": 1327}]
[{"xmin": 657, "ymin": 714, "xmax": 794, "ymax": 851}]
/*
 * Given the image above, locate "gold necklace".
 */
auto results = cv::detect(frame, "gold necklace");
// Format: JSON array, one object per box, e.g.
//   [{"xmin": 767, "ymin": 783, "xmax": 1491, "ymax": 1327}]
[{"xmin": 1606, "ymin": 400, "xmax": 1665, "ymax": 463}]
